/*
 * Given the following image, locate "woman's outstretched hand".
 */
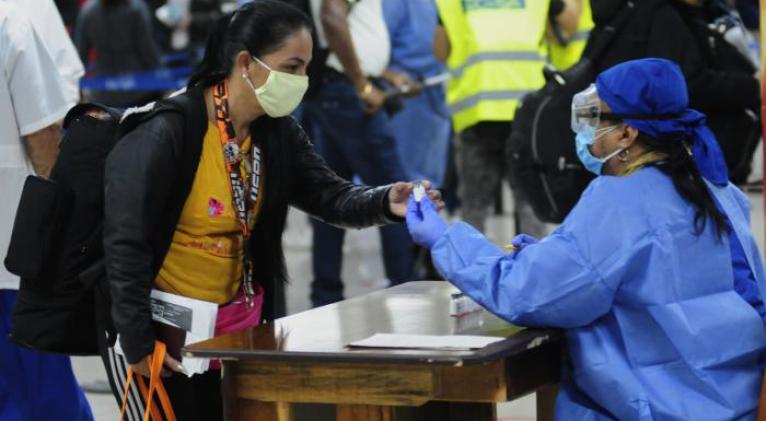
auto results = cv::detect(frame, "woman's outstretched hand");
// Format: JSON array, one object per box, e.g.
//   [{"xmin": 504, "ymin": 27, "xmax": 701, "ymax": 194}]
[{"xmin": 388, "ymin": 180, "xmax": 444, "ymax": 218}]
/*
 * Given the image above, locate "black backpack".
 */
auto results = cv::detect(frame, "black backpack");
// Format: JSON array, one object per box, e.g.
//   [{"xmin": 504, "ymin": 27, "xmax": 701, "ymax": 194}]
[
  {"xmin": 507, "ymin": 3, "xmax": 636, "ymax": 223},
  {"xmin": 3, "ymin": 97, "xmax": 193, "ymax": 355},
  {"xmin": 686, "ymin": 5, "xmax": 760, "ymax": 184}
]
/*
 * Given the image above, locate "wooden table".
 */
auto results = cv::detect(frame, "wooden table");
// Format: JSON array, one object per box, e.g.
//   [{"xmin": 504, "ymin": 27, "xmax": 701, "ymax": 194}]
[{"xmin": 184, "ymin": 281, "xmax": 562, "ymax": 421}]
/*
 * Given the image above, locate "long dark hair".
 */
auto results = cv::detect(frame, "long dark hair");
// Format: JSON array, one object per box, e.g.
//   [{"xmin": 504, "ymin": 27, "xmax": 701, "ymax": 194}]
[
  {"xmin": 188, "ymin": 0, "xmax": 312, "ymax": 88},
  {"xmin": 638, "ymin": 133, "xmax": 730, "ymax": 238}
]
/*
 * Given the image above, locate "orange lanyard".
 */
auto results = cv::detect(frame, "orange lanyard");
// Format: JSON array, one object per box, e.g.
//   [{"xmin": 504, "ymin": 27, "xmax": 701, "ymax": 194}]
[{"xmin": 212, "ymin": 80, "xmax": 263, "ymax": 303}]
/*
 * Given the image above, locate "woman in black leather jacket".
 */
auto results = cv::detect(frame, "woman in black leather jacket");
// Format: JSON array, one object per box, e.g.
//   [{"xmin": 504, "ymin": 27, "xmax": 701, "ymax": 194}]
[{"xmin": 102, "ymin": 1, "xmax": 441, "ymax": 419}]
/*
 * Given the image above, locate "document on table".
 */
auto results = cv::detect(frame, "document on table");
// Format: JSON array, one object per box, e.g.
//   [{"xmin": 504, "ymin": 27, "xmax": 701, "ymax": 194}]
[
  {"xmin": 114, "ymin": 290, "xmax": 218, "ymax": 377},
  {"xmin": 348, "ymin": 333, "xmax": 504, "ymax": 351}
]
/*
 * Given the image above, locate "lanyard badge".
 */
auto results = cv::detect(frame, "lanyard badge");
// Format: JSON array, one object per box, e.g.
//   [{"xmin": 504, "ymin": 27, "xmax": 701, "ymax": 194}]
[
  {"xmin": 223, "ymin": 142, "xmax": 240, "ymax": 164},
  {"xmin": 213, "ymin": 81, "xmax": 263, "ymax": 306}
]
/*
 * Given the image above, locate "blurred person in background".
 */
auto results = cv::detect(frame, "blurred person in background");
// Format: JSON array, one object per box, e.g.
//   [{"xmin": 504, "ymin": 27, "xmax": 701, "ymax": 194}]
[
  {"xmin": 187, "ymin": 1, "xmax": 237, "ymax": 50},
  {"xmin": 586, "ymin": 0, "xmax": 760, "ymax": 184},
  {"xmin": 150, "ymin": 0, "xmax": 233, "ymax": 57},
  {"xmin": 55, "ymin": 0, "xmax": 83, "ymax": 30},
  {"xmin": 548, "ymin": 0, "xmax": 593, "ymax": 71},
  {"xmin": 4, "ymin": 0, "xmax": 84, "ymax": 105},
  {"xmin": 0, "ymin": 3, "xmax": 93, "ymax": 420},
  {"xmin": 670, "ymin": 0, "xmax": 761, "ymax": 184},
  {"xmin": 75, "ymin": 0, "xmax": 162, "ymax": 107},
  {"xmin": 7, "ymin": 0, "xmax": 97, "ymax": 393},
  {"xmin": 434, "ymin": 0, "xmax": 580, "ymax": 236},
  {"xmin": 383, "ymin": 0, "xmax": 451, "ymax": 279},
  {"xmin": 153, "ymin": 0, "xmax": 235, "ymax": 51},
  {"xmin": 734, "ymin": 0, "xmax": 759, "ymax": 31},
  {"xmin": 382, "ymin": 0, "xmax": 451, "ymax": 189},
  {"xmin": 303, "ymin": 0, "xmax": 416, "ymax": 307},
  {"xmin": 153, "ymin": 0, "xmax": 191, "ymax": 51}
]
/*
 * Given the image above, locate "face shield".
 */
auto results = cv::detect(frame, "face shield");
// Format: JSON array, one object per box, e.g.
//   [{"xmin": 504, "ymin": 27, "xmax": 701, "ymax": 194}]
[
  {"xmin": 571, "ymin": 84, "xmax": 603, "ymax": 135},
  {"xmin": 571, "ymin": 84, "xmax": 631, "ymax": 136}
]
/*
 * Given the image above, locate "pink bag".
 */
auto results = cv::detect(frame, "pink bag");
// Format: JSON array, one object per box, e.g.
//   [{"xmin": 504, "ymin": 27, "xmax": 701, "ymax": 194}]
[{"xmin": 208, "ymin": 285, "xmax": 264, "ymax": 370}]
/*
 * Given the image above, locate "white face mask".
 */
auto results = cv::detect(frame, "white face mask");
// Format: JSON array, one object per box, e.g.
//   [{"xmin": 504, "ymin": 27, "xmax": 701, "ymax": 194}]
[{"xmin": 242, "ymin": 56, "xmax": 309, "ymax": 117}]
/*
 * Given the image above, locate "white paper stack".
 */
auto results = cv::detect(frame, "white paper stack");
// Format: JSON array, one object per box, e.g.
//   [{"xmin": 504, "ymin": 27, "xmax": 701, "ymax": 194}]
[
  {"xmin": 115, "ymin": 290, "xmax": 218, "ymax": 377},
  {"xmin": 348, "ymin": 333, "xmax": 503, "ymax": 351}
]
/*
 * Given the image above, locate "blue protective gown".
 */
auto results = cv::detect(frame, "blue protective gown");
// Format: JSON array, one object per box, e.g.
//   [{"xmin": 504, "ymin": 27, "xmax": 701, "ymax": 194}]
[{"xmin": 432, "ymin": 167, "xmax": 766, "ymax": 420}]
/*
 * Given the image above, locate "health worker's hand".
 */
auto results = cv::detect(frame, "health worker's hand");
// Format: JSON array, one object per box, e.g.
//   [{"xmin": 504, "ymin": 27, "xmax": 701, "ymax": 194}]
[
  {"xmin": 388, "ymin": 180, "xmax": 443, "ymax": 218},
  {"xmin": 406, "ymin": 195, "xmax": 448, "ymax": 249},
  {"xmin": 510, "ymin": 233, "xmax": 538, "ymax": 257}
]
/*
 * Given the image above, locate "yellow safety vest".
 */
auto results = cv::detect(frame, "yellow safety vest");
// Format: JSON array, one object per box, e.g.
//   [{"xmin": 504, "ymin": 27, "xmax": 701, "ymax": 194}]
[
  {"xmin": 548, "ymin": 1, "xmax": 594, "ymax": 71},
  {"xmin": 436, "ymin": 0, "xmax": 549, "ymax": 133}
]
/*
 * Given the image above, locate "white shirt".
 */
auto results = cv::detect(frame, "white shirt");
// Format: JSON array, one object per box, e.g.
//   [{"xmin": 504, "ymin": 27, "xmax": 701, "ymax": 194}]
[
  {"xmin": 310, "ymin": 0, "xmax": 390, "ymax": 77},
  {"xmin": 2, "ymin": 0, "xmax": 84, "ymax": 107},
  {"xmin": 0, "ymin": 3, "xmax": 70, "ymax": 289}
]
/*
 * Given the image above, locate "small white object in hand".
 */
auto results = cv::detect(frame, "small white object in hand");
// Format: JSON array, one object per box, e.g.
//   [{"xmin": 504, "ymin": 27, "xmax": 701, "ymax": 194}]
[{"xmin": 413, "ymin": 182, "xmax": 426, "ymax": 203}]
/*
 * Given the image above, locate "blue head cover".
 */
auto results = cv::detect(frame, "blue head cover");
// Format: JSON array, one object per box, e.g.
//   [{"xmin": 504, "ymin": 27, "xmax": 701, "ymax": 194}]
[{"xmin": 595, "ymin": 58, "xmax": 729, "ymax": 186}]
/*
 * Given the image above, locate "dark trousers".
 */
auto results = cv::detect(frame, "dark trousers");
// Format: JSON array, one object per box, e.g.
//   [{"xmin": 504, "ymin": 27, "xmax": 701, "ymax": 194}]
[
  {"xmin": 457, "ymin": 122, "xmax": 546, "ymax": 236},
  {"xmin": 163, "ymin": 370, "xmax": 222, "ymax": 421},
  {"xmin": 303, "ymin": 77, "xmax": 415, "ymax": 307}
]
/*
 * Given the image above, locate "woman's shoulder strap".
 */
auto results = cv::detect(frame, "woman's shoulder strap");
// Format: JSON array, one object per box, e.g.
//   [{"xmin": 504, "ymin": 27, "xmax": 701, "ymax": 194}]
[{"xmin": 118, "ymin": 88, "xmax": 207, "ymax": 142}]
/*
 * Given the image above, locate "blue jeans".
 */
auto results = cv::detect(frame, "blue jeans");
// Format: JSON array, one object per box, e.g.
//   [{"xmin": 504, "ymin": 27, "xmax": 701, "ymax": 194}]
[
  {"xmin": 0, "ymin": 290, "xmax": 93, "ymax": 421},
  {"xmin": 304, "ymin": 78, "xmax": 415, "ymax": 307}
]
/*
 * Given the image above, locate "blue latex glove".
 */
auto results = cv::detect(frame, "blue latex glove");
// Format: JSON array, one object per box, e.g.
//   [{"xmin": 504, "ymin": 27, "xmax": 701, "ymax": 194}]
[
  {"xmin": 511, "ymin": 233, "xmax": 538, "ymax": 257},
  {"xmin": 406, "ymin": 195, "xmax": 448, "ymax": 249}
]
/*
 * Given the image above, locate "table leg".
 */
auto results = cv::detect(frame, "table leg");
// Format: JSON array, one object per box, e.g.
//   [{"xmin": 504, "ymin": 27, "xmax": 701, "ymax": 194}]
[
  {"xmin": 222, "ymin": 362, "xmax": 238, "ymax": 421},
  {"xmin": 413, "ymin": 401, "xmax": 496, "ymax": 421},
  {"xmin": 536, "ymin": 384, "xmax": 559, "ymax": 421},
  {"xmin": 234, "ymin": 400, "xmax": 292, "ymax": 421},
  {"xmin": 223, "ymin": 361, "xmax": 292, "ymax": 421},
  {"xmin": 336, "ymin": 404, "xmax": 394, "ymax": 421}
]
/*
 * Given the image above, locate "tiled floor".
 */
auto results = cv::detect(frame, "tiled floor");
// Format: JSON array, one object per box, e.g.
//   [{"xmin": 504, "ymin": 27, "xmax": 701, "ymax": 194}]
[{"xmin": 73, "ymin": 186, "xmax": 766, "ymax": 421}]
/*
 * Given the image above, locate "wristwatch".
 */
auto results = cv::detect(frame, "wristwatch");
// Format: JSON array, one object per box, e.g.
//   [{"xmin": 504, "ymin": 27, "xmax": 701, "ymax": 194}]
[{"xmin": 359, "ymin": 81, "xmax": 374, "ymax": 97}]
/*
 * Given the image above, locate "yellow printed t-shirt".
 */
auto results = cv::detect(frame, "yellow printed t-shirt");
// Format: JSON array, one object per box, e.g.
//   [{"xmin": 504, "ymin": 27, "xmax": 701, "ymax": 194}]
[{"xmin": 155, "ymin": 122, "xmax": 257, "ymax": 304}]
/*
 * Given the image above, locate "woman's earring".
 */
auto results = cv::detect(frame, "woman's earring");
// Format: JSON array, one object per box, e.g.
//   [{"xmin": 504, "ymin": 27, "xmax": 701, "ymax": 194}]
[
  {"xmin": 618, "ymin": 148, "xmax": 630, "ymax": 162},
  {"xmin": 682, "ymin": 141, "xmax": 693, "ymax": 157}
]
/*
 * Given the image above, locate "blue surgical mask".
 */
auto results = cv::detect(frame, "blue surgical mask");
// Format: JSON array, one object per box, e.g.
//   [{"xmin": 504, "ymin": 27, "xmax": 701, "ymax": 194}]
[{"xmin": 575, "ymin": 126, "xmax": 623, "ymax": 175}]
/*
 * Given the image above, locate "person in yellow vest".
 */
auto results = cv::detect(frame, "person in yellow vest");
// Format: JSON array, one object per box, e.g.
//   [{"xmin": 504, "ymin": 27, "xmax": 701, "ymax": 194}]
[
  {"xmin": 549, "ymin": 0, "xmax": 593, "ymax": 71},
  {"xmin": 434, "ymin": 0, "xmax": 580, "ymax": 235}
]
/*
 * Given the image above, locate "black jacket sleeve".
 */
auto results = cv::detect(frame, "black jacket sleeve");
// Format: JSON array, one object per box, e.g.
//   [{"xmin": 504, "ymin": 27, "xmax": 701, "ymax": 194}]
[
  {"xmin": 285, "ymin": 119, "xmax": 402, "ymax": 228},
  {"xmin": 104, "ymin": 118, "xmax": 180, "ymax": 364}
]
